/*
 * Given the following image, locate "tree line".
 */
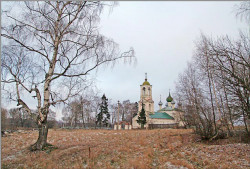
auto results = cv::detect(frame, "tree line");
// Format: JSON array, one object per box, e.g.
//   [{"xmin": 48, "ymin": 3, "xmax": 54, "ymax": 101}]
[
  {"xmin": 62, "ymin": 93, "xmax": 138, "ymax": 129},
  {"xmin": 1, "ymin": 108, "xmax": 58, "ymax": 131},
  {"xmin": 1, "ymin": 93, "xmax": 139, "ymax": 131}
]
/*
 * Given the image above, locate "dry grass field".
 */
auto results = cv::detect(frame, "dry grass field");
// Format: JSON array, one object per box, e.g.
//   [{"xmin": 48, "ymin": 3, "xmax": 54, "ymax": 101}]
[{"xmin": 1, "ymin": 129, "xmax": 250, "ymax": 169}]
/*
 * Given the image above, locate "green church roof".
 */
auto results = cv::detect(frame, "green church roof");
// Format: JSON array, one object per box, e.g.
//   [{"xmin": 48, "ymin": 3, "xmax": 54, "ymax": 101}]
[
  {"xmin": 150, "ymin": 112, "xmax": 174, "ymax": 119},
  {"xmin": 142, "ymin": 80, "xmax": 150, "ymax": 85}
]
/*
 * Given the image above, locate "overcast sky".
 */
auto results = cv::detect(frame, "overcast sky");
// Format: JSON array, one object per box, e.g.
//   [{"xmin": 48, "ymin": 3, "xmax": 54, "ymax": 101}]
[
  {"xmin": 94, "ymin": 1, "xmax": 248, "ymax": 108},
  {"xmin": 2, "ymin": 1, "xmax": 248, "ymax": 120}
]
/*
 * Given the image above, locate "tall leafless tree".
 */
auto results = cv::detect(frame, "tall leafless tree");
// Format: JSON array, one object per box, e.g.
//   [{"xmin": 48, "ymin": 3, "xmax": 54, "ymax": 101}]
[
  {"xmin": 1, "ymin": 1, "xmax": 135, "ymax": 150},
  {"xmin": 196, "ymin": 33, "xmax": 250, "ymax": 134},
  {"xmin": 176, "ymin": 31, "xmax": 249, "ymax": 139}
]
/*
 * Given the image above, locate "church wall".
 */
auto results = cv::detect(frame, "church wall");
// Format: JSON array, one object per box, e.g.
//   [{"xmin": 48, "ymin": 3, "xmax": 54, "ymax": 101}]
[
  {"xmin": 138, "ymin": 102, "xmax": 154, "ymax": 113},
  {"xmin": 148, "ymin": 118, "xmax": 176, "ymax": 125},
  {"xmin": 168, "ymin": 102, "xmax": 172, "ymax": 107},
  {"xmin": 165, "ymin": 111, "xmax": 175, "ymax": 118},
  {"xmin": 133, "ymin": 115, "xmax": 176, "ymax": 128},
  {"xmin": 172, "ymin": 103, "xmax": 175, "ymax": 109},
  {"xmin": 132, "ymin": 115, "xmax": 139, "ymax": 128},
  {"xmin": 174, "ymin": 111, "xmax": 185, "ymax": 126},
  {"xmin": 155, "ymin": 110, "xmax": 185, "ymax": 127},
  {"xmin": 132, "ymin": 115, "xmax": 150, "ymax": 129},
  {"xmin": 140, "ymin": 85, "xmax": 152, "ymax": 98}
]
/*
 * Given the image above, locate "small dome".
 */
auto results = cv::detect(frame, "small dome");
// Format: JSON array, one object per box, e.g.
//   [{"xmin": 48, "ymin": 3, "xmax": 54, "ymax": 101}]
[
  {"xmin": 171, "ymin": 100, "xmax": 175, "ymax": 104},
  {"xmin": 142, "ymin": 80, "xmax": 150, "ymax": 85},
  {"xmin": 158, "ymin": 100, "xmax": 163, "ymax": 105},
  {"xmin": 166, "ymin": 93, "xmax": 173, "ymax": 102}
]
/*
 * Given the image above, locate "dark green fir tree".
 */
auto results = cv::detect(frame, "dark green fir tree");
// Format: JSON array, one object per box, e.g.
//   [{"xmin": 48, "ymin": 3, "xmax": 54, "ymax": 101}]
[
  {"xmin": 96, "ymin": 94, "xmax": 110, "ymax": 128},
  {"xmin": 136, "ymin": 103, "xmax": 147, "ymax": 129}
]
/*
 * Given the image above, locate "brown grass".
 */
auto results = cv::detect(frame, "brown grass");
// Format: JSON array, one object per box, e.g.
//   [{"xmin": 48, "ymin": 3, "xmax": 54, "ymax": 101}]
[{"xmin": 1, "ymin": 128, "xmax": 249, "ymax": 169}]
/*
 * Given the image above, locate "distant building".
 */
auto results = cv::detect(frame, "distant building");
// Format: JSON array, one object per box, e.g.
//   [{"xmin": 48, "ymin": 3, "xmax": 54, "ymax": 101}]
[
  {"xmin": 132, "ymin": 74, "xmax": 184, "ymax": 129},
  {"xmin": 114, "ymin": 121, "xmax": 132, "ymax": 130}
]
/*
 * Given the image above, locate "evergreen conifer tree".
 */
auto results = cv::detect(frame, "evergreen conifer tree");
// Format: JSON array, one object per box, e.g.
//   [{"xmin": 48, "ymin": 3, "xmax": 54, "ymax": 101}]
[
  {"xmin": 96, "ymin": 94, "xmax": 110, "ymax": 127},
  {"xmin": 137, "ymin": 103, "xmax": 147, "ymax": 129}
]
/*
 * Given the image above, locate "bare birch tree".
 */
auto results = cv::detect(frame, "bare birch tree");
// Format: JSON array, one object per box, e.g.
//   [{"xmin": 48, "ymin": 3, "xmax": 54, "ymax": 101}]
[{"xmin": 1, "ymin": 1, "xmax": 135, "ymax": 150}]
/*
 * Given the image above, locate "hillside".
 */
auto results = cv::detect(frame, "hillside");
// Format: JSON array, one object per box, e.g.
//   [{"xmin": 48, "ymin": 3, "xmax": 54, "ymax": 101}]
[{"xmin": 2, "ymin": 129, "xmax": 249, "ymax": 169}]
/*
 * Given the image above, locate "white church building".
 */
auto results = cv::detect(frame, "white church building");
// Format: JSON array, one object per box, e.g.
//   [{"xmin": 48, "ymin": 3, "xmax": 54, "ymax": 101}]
[{"xmin": 132, "ymin": 74, "xmax": 184, "ymax": 129}]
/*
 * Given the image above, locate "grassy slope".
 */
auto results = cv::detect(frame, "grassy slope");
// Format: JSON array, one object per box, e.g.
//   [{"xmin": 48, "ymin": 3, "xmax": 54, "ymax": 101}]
[{"xmin": 1, "ymin": 129, "xmax": 249, "ymax": 169}]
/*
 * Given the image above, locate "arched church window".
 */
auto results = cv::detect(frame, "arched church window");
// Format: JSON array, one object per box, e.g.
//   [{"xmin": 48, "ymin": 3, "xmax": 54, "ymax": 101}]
[
  {"xmin": 143, "ymin": 87, "xmax": 146, "ymax": 95},
  {"xmin": 149, "ymin": 104, "xmax": 151, "ymax": 111},
  {"xmin": 148, "ymin": 87, "xmax": 150, "ymax": 95}
]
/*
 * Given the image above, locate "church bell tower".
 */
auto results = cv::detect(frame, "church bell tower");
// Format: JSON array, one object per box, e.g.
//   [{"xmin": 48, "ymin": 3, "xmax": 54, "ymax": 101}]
[{"xmin": 139, "ymin": 73, "xmax": 154, "ymax": 116}]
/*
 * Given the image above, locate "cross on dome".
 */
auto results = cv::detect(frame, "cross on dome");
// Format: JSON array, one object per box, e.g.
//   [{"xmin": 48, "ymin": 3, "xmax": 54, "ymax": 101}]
[{"xmin": 142, "ymin": 72, "xmax": 150, "ymax": 85}]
